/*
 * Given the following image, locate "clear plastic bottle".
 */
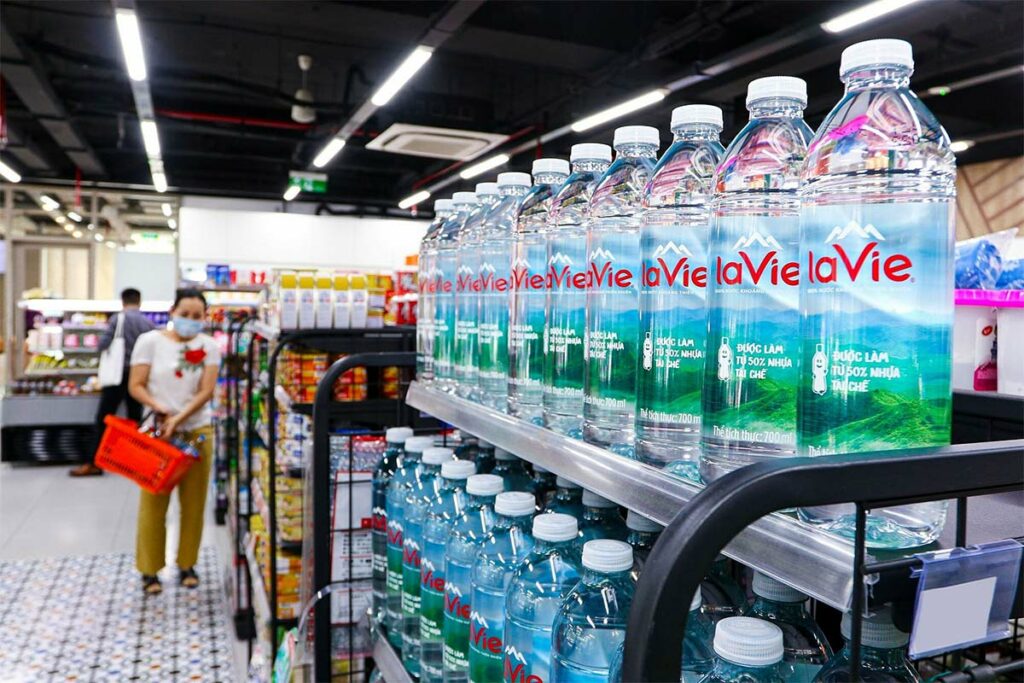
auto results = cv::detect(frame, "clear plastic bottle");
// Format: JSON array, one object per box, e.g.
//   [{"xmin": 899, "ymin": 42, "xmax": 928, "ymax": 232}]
[
  {"xmin": 814, "ymin": 607, "xmax": 920, "ymax": 682},
  {"xmin": 545, "ymin": 476, "xmax": 585, "ymax": 518},
  {"xmin": 435, "ymin": 192, "xmax": 478, "ymax": 392},
  {"xmin": 478, "ymin": 173, "xmax": 533, "ymax": 410},
  {"xmin": 625, "ymin": 510, "xmax": 662, "ymax": 570},
  {"xmin": 510, "ymin": 159, "xmax": 571, "ymax": 422},
  {"xmin": 372, "ymin": 427, "xmax": 413, "ymax": 625},
  {"xmin": 385, "ymin": 435, "xmax": 433, "ymax": 648},
  {"xmin": 443, "ymin": 474, "xmax": 502, "ymax": 682},
  {"xmin": 544, "ymin": 144, "xmax": 613, "ymax": 438},
  {"xmin": 797, "ymin": 40, "xmax": 954, "ymax": 549},
  {"xmin": 584, "ymin": 126, "xmax": 660, "ymax": 457},
  {"xmin": 491, "ymin": 449, "xmax": 534, "ymax": 493},
  {"xmin": 456, "ymin": 183, "xmax": 501, "ymax": 399},
  {"xmin": 701, "ymin": 617, "xmax": 786, "ymax": 683},
  {"xmin": 419, "ymin": 200, "xmax": 452, "ymax": 381},
  {"xmin": 453, "ymin": 430, "xmax": 479, "ymax": 462},
  {"xmin": 468, "ymin": 492, "xmax": 537, "ymax": 683},
  {"xmin": 475, "ymin": 439, "xmax": 496, "ymax": 474},
  {"xmin": 579, "ymin": 490, "xmax": 628, "ymax": 543},
  {"xmin": 682, "ymin": 588, "xmax": 717, "ymax": 682},
  {"xmin": 421, "ymin": 460, "xmax": 477, "ymax": 683},
  {"xmin": 700, "ymin": 77, "xmax": 813, "ymax": 484},
  {"xmin": 742, "ymin": 572, "xmax": 832, "ymax": 682},
  {"xmin": 552, "ymin": 540, "xmax": 635, "ymax": 683},
  {"xmin": 503, "ymin": 513, "xmax": 583, "ymax": 683},
  {"xmin": 530, "ymin": 464, "xmax": 558, "ymax": 508},
  {"xmin": 637, "ymin": 106, "xmax": 725, "ymax": 479}
]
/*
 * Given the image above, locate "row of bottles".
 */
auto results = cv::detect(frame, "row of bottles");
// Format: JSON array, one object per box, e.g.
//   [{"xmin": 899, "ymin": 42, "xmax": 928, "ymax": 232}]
[
  {"xmin": 416, "ymin": 39, "xmax": 954, "ymax": 549},
  {"xmin": 372, "ymin": 429, "xmax": 921, "ymax": 682}
]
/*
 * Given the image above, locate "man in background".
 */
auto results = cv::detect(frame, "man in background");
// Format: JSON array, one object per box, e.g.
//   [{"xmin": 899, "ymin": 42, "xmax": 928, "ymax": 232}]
[{"xmin": 70, "ymin": 287, "xmax": 156, "ymax": 476}]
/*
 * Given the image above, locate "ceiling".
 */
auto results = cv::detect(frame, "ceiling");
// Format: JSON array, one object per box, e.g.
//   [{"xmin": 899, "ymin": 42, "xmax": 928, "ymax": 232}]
[{"xmin": 1, "ymin": 0, "xmax": 1021, "ymax": 213}]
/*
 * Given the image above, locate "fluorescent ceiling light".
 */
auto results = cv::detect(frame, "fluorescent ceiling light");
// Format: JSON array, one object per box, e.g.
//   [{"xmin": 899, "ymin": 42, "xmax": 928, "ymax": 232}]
[
  {"xmin": 64, "ymin": 224, "xmax": 73, "ymax": 232},
  {"xmin": 371, "ymin": 46, "xmax": 433, "ymax": 107},
  {"xmin": 0, "ymin": 158, "xmax": 22, "ymax": 183},
  {"xmin": 821, "ymin": 0, "xmax": 923, "ymax": 33},
  {"xmin": 460, "ymin": 153, "xmax": 510, "ymax": 180},
  {"xmin": 398, "ymin": 190, "xmax": 431, "ymax": 209},
  {"xmin": 55, "ymin": 215, "xmax": 67, "ymax": 224},
  {"xmin": 115, "ymin": 10, "xmax": 147, "ymax": 81},
  {"xmin": 571, "ymin": 90, "xmax": 667, "ymax": 133},
  {"xmin": 140, "ymin": 120, "xmax": 161, "ymax": 157},
  {"xmin": 67, "ymin": 211, "xmax": 83, "ymax": 222},
  {"xmin": 106, "ymin": 241, "xmax": 117, "ymax": 249},
  {"xmin": 94, "ymin": 233, "xmax": 105, "ymax": 242},
  {"xmin": 161, "ymin": 203, "xmax": 172, "ymax": 217},
  {"xmin": 950, "ymin": 140, "xmax": 975, "ymax": 153},
  {"xmin": 72, "ymin": 230, "xmax": 83, "ymax": 239},
  {"xmin": 152, "ymin": 172, "xmax": 168, "ymax": 193},
  {"xmin": 167, "ymin": 218, "xmax": 177, "ymax": 229},
  {"xmin": 40, "ymin": 195, "xmax": 60, "ymax": 211},
  {"xmin": 312, "ymin": 138, "xmax": 345, "ymax": 168},
  {"xmin": 283, "ymin": 185, "xmax": 301, "ymax": 201}
]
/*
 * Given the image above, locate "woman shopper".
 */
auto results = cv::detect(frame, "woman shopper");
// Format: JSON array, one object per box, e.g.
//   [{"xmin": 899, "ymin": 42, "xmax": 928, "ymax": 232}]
[{"xmin": 129, "ymin": 289, "xmax": 220, "ymax": 595}]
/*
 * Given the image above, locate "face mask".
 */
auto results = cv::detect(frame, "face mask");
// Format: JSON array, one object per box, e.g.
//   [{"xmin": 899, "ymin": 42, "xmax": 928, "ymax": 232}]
[{"xmin": 173, "ymin": 316, "xmax": 204, "ymax": 339}]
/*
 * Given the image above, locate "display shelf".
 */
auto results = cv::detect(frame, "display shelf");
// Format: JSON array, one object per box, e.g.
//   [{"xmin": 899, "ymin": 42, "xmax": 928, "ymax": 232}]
[
  {"xmin": 371, "ymin": 631, "xmax": 414, "ymax": 683},
  {"xmin": 25, "ymin": 368, "xmax": 97, "ymax": 376},
  {"xmin": 244, "ymin": 534, "xmax": 273, "ymax": 636}
]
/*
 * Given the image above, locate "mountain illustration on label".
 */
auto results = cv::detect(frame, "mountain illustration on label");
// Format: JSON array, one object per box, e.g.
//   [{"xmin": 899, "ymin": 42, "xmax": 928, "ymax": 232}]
[
  {"xmin": 825, "ymin": 220, "xmax": 886, "ymax": 243},
  {"xmin": 589, "ymin": 247, "xmax": 614, "ymax": 261},
  {"xmin": 652, "ymin": 241, "xmax": 693, "ymax": 258},
  {"xmin": 642, "ymin": 331, "xmax": 653, "ymax": 371},
  {"xmin": 717, "ymin": 337, "xmax": 733, "ymax": 381},
  {"xmin": 732, "ymin": 230, "xmax": 783, "ymax": 251},
  {"xmin": 479, "ymin": 262, "xmax": 496, "ymax": 275},
  {"xmin": 456, "ymin": 264, "xmax": 474, "ymax": 275},
  {"xmin": 511, "ymin": 256, "xmax": 532, "ymax": 269},
  {"xmin": 548, "ymin": 252, "xmax": 573, "ymax": 266},
  {"xmin": 811, "ymin": 342, "xmax": 828, "ymax": 395}
]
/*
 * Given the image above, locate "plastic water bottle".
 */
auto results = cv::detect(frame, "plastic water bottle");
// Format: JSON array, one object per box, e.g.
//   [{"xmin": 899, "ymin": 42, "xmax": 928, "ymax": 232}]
[
  {"xmin": 797, "ymin": 40, "xmax": 954, "ymax": 548},
  {"xmin": 702, "ymin": 556, "xmax": 747, "ymax": 624},
  {"xmin": 700, "ymin": 77, "xmax": 812, "ymax": 484},
  {"xmin": 386, "ymin": 435, "xmax": 433, "ymax": 648},
  {"xmin": 444, "ymin": 474, "xmax": 502, "ymax": 682},
  {"xmin": 681, "ymin": 589, "xmax": 716, "ymax": 682},
  {"xmin": 551, "ymin": 540, "xmax": 635, "ymax": 683},
  {"xmin": 637, "ymin": 106, "xmax": 725, "ymax": 479},
  {"xmin": 373, "ymin": 427, "xmax": 414, "ymax": 625},
  {"xmin": 436, "ymin": 192, "xmax": 478, "ymax": 392},
  {"xmin": 478, "ymin": 173, "xmax": 533, "ymax": 410},
  {"xmin": 530, "ymin": 464, "xmax": 558, "ymax": 508},
  {"xmin": 508, "ymin": 159, "xmax": 570, "ymax": 422},
  {"xmin": 503, "ymin": 514, "xmax": 582, "ymax": 683},
  {"xmin": 421, "ymin": 460, "xmax": 477, "ymax": 683},
  {"xmin": 579, "ymin": 490, "xmax": 627, "ymax": 543},
  {"xmin": 491, "ymin": 449, "xmax": 534, "ymax": 493},
  {"xmin": 544, "ymin": 144, "xmax": 613, "ymax": 438},
  {"xmin": 704, "ymin": 617, "xmax": 786, "ymax": 683},
  {"xmin": 584, "ymin": 126, "xmax": 660, "ymax": 456},
  {"xmin": 815, "ymin": 607, "xmax": 919, "ymax": 682},
  {"xmin": 419, "ymin": 200, "xmax": 452, "ymax": 381},
  {"xmin": 469, "ymin": 492, "xmax": 537, "ymax": 683},
  {"xmin": 624, "ymin": 510, "xmax": 662, "ymax": 569},
  {"xmin": 545, "ymin": 476, "xmax": 584, "ymax": 518},
  {"xmin": 475, "ymin": 439, "xmax": 496, "ymax": 474},
  {"xmin": 454, "ymin": 430, "xmax": 480, "ymax": 461},
  {"xmin": 456, "ymin": 183, "xmax": 502, "ymax": 399},
  {"xmin": 743, "ymin": 572, "xmax": 831, "ymax": 682}
]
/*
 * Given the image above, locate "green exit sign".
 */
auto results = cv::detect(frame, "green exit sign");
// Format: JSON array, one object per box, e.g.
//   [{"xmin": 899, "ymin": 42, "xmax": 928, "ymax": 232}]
[{"xmin": 289, "ymin": 171, "xmax": 328, "ymax": 194}]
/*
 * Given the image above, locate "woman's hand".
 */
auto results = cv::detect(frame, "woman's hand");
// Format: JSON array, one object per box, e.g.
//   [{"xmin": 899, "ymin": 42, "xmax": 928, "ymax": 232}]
[{"xmin": 158, "ymin": 413, "xmax": 186, "ymax": 441}]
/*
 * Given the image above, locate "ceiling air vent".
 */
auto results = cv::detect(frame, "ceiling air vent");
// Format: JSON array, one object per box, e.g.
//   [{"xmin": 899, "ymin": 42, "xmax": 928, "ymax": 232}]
[{"xmin": 366, "ymin": 123, "xmax": 508, "ymax": 161}]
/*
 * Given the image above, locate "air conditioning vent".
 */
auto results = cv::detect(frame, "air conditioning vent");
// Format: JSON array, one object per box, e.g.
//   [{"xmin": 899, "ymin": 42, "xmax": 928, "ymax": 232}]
[{"xmin": 366, "ymin": 123, "xmax": 508, "ymax": 161}]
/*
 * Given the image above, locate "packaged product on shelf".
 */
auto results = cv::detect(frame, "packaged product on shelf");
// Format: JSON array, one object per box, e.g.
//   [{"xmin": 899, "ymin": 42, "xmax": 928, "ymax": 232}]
[
  {"xmin": 350, "ymin": 275, "xmax": 369, "ymax": 327},
  {"xmin": 334, "ymin": 274, "xmax": 352, "ymax": 328},
  {"xmin": 366, "ymin": 274, "xmax": 386, "ymax": 329},
  {"xmin": 331, "ymin": 579, "xmax": 373, "ymax": 624},
  {"xmin": 315, "ymin": 272, "xmax": 334, "ymax": 328},
  {"xmin": 331, "ymin": 529, "xmax": 374, "ymax": 581},
  {"xmin": 331, "ymin": 470, "xmax": 372, "ymax": 530},
  {"xmin": 278, "ymin": 271, "xmax": 299, "ymax": 329},
  {"xmin": 298, "ymin": 272, "xmax": 317, "ymax": 329}
]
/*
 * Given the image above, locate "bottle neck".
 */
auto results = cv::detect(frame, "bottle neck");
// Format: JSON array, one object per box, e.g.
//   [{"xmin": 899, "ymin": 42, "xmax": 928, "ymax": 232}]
[
  {"xmin": 713, "ymin": 659, "xmax": 780, "ymax": 679},
  {"xmin": 842, "ymin": 642, "xmax": 908, "ymax": 669},
  {"xmin": 585, "ymin": 506, "xmax": 620, "ymax": 521},
  {"xmin": 534, "ymin": 537, "xmax": 576, "ymax": 553},
  {"xmin": 499, "ymin": 186, "xmax": 530, "ymax": 198},
  {"xmin": 750, "ymin": 597, "xmax": 807, "ymax": 621},
  {"xmin": 843, "ymin": 65, "xmax": 912, "ymax": 92},
  {"xmin": 614, "ymin": 143, "xmax": 658, "ymax": 159},
  {"xmin": 557, "ymin": 487, "xmax": 582, "ymax": 500},
  {"xmin": 628, "ymin": 529, "xmax": 658, "ymax": 544},
  {"xmin": 582, "ymin": 567, "xmax": 632, "ymax": 584},
  {"xmin": 671, "ymin": 123, "xmax": 722, "ymax": 142},
  {"xmin": 496, "ymin": 459, "xmax": 526, "ymax": 471},
  {"xmin": 467, "ymin": 493, "xmax": 496, "ymax": 508},
  {"xmin": 403, "ymin": 452, "xmax": 423, "ymax": 467},
  {"xmin": 494, "ymin": 512, "xmax": 534, "ymax": 529},
  {"xmin": 573, "ymin": 159, "xmax": 610, "ymax": 173},
  {"xmin": 534, "ymin": 173, "xmax": 568, "ymax": 186},
  {"xmin": 747, "ymin": 97, "xmax": 805, "ymax": 120},
  {"xmin": 420, "ymin": 464, "xmax": 441, "ymax": 477},
  {"xmin": 441, "ymin": 479, "xmax": 467, "ymax": 492},
  {"xmin": 477, "ymin": 194, "xmax": 500, "ymax": 208}
]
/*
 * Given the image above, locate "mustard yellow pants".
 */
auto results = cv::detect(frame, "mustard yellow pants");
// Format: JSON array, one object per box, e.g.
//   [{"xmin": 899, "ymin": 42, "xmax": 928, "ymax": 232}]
[{"xmin": 136, "ymin": 425, "xmax": 214, "ymax": 575}]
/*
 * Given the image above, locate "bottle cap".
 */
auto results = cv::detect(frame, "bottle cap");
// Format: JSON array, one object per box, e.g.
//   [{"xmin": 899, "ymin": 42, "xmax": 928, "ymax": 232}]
[
  {"xmin": 840, "ymin": 607, "xmax": 910, "ymax": 648},
  {"xmin": 497, "ymin": 172, "xmax": 532, "ymax": 188},
  {"xmin": 532, "ymin": 158, "xmax": 570, "ymax": 177},
  {"xmin": 613, "ymin": 125, "xmax": 660, "ymax": 149},
  {"xmin": 626, "ymin": 510, "xmax": 663, "ymax": 532},
  {"xmin": 582, "ymin": 490, "xmax": 617, "ymax": 508},
  {"xmin": 403, "ymin": 436, "xmax": 435, "ymax": 454},
  {"xmin": 841, "ymin": 39, "xmax": 914, "ymax": 77},
  {"xmin": 477, "ymin": 439, "xmax": 494, "ymax": 449},
  {"xmin": 466, "ymin": 473, "xmax": 503, "ymax": 496},
  {"xmin": 752, "ymin": 571, "xmax": 807, "ymax": 603},
  {"xmin": 434, "ymin": 199, "xmax": 453, "ymax": 213},
  {"xmin": 690, "ymin": 587, "xmax": 703, "ymax": 613},
  {"xmin": 334, "ymin": 275, "xmax": 350, "ymax": 291},
  {"xmin": 713, "ymin": 617, "xmax": 784, "ymax": 666},
  {"xmin": 671, "ymin": 104, "xmax": 724, "ymax": 130},
  {"xmin": 746, "ymin": 76, "xmax": 807, "ymax": 107},
  {"xmin": 533, "ymin": 513, "xmax": 578, "ymax": 542},
  {"xmin": 452, "ymin": 192, "xmax": 477, "ymax": 205},
  {"xmin": 474, "ymin": 182, "xmax": 499, "ymax": 197},
  {"xmin": 556, "ymin": 476, "xmax": 581, "ymax": 489},
  {"xmin": 422, "ymin": 447, "xmax": 454, "ymax": 466},
  {"xmin": 570, "ymin": 143, "xmax": 613, "ymax": 163},
  {"xmin": 386, "ymin": 427, "xmax": 414, "ymax": 444},
  {"xmin": 441, "ymin": 460, "xmax": 476, "ymax": 480},
  {"xmin": 494, "ymin": 448, "xmax": 517, "ymax": 461},
  {"xmin": 582, "ymin": 539, "xmax": 633, "ymax": 572},
  {"xmin": 495, "ymin": 491, "xmax": 536, "ymax": 517}
]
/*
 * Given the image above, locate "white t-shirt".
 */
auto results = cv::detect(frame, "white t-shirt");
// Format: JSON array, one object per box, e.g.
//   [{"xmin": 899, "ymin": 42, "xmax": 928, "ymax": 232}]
[{"xmin": 131, "ymin": 330, "xmax": 221, "ymax": 431}]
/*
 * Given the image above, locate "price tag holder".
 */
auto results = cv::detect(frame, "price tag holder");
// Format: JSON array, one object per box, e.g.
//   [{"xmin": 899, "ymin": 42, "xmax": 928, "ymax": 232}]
[{"xmin": 909, "ymin": 538, "xmax": 1023, "ymax": 659}]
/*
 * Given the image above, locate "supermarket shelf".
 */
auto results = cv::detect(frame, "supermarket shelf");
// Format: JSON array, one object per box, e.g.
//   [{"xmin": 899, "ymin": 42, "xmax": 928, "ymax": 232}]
[
  {"xmin": 371, "ymin": 632, "xmax": 414, "ymax": 683},
  {"xmin": 25, "ymin": 368, "xmax": 97, "ymax": 376},
  {"xmin": 244, "ymin": 534, "xmax": 273, "ymax": 634},
  {"xmin": 0, "ymin": 394, "xmax": 101, "ymax": 426}
]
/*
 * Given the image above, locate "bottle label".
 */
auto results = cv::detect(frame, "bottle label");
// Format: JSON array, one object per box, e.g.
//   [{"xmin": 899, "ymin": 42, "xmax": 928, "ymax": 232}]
[
  {"xmin": 503, "ymin": 642, "xmax": 546, "ymax": 683},
  {"xmin": 799, "ymin": 201, "xmax": 953, "ymax": 453},
  {"xmin": 469, "ymin": 610, "xmax": 504, "ymax": 683},
  {"xmin": 434, "ymin": 251, "xmax": 457, "ymax": 378},
  {"xmin": 386, "ymin": 519, "xmax": 404, "ymax": 596},
  {"xmin": 442, "ymin": 562, "xmax": 473, "ymax": 671},
  {"xmin": 544, "ymin": 232, "xmax": 587, "ymax": 397},
  {"xmin": 401, "ymin": 537, "xmax": 422, "ymax": 616},
  {"xmin": 637, "ymin": 223, "xmax": 709, "ymax": 425},
  {"xmin": 509, "ymin": 236, "xmax": 549, "ymax": 390},
  {"xmin": 703, "ymin": 214, "xmax": 801, "ymax": 448},
  {"xmin": 455, "ymin": 247, "xmax": 480, "ymax": 375},
  {"xmin": 478, "ymin": 244, "xmax": 512, "ymax": 381},
  {"xmin": 420, "ymin": 553, "xmax": 446, "ymax": 640}
]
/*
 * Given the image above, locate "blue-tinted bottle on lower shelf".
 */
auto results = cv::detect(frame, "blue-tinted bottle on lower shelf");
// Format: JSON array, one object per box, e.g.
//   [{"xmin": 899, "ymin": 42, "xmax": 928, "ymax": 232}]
[
  {"xmin": 545, "ymin": 477, "xmax": 584, "ymax": 518},
  {"xmin": 491, "ymin": 449, "xmax": 534, "ymax": 493},
  {"xmin": 814, "ymin": 608, "xmax": 920, "ymax": 682},
  {"xmin": 421, "ymin": 460, "xmax": 476, "ymax": 683},
  {"xmin": 579, "ymin": 490, "xmax": 628, "ymax": 543},
  {"xmin": 468, "ymin": 492, "xmax": 536, "ymax": 683},
  {"xmin": 530, "ymin": 465, "xmax": 558, "ymax": 508},
  {"xmin": 372, "ymin": 427, "xmax": 413, "ymax": 625},
  {"xmin": 443, "ymin": 474, "xmax": 502, "ymax": 682},
  {"xmin": 625, "ymin": 510, "xmax": 663, "ymax": 570},
  {"xmin": 475, "ymin": 439, "xmax": 496, "ymax": 474},
  {"xmin": 701, "ymin": 617, "xmax": 785, "ymax": 683},
  {"xmin": 503, "ymin": 513, "xmax": 582, "ymax": 683},
  {"xmin": 702, "ymin": 556, "xmax": 747, "ymax": 624},
  {"xmin": 552, "ymin": 540, "xmax": 635, "ymax": 683},
  {"xmin": 454, "ymin": 430, "xmax": 480, "ymax": 462},
  {"xmin": 743, "ymin": 572, "xmax": 832, "ymax": 682}
]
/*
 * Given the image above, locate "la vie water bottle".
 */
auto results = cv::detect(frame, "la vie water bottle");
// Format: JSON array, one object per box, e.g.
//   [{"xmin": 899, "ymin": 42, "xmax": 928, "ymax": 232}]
[
  {"xmin": 816, "ymin": 607, "xmax": 919, "ymax": 682},
  {"xmin": 704, "ymin": 617, "xmax": 786, "ymax": 683},
  {"xmin": 419, "ymin": 200, "xmax": 452, "ymax": 382},
  {"xmin": 578, "ymin": 490, "xmax": 628, "ymax": 543},
  {"xmin": 797, "ymin": 39, "xmax": 954, "ymax": 548},
  {"xmin": 372, "ymin": 427, "xmax": 413, "ymax": 625},
  {"xmin": 436, "ymin": 192, "xmax": 478, "ymax": 392}
]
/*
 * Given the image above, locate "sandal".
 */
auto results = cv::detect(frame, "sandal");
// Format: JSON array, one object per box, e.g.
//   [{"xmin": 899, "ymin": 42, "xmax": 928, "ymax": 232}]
[
  {"xmin": 179, "ymin": 567, "xmax": 200, "ymax": 589},
  {"xmin": 142, "ymin": 575, "xmax": 162, "ymax": 595}
]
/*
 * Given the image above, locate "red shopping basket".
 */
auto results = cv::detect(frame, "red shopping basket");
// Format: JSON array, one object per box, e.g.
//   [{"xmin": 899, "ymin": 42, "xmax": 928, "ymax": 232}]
[{"xmin": 95, "ymin": 415, "xmax": 195, "ymax": 494}]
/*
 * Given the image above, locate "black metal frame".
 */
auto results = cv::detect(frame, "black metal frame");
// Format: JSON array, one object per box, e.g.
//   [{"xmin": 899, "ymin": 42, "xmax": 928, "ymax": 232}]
[{"xmin": 231, "ymin": 318, "xmax": 256, "ymax": 644}]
